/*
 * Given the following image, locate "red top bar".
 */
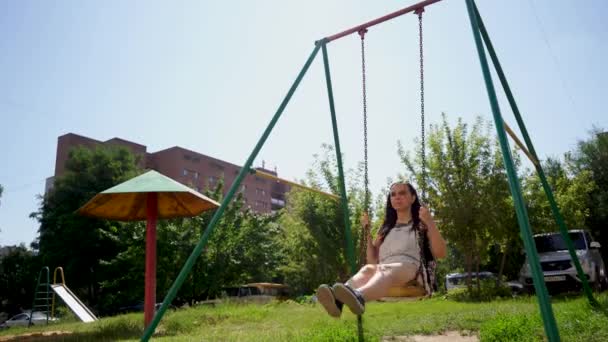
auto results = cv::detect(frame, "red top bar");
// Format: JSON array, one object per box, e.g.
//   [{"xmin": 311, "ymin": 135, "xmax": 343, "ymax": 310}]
[{"xmin": 325, "ymin": 0, "xmax": 443, "ymax": 42}]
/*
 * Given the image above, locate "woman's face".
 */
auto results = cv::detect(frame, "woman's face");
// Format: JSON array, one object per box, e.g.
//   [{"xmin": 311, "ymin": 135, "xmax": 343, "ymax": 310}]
[{"xmin": 389, "ymin": 183, "xmax": 416, "ymax": 211}]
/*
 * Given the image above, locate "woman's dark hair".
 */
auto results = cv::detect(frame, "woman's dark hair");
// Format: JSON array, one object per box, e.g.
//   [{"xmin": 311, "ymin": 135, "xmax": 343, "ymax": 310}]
[{"xmin": 377, "ymin": 182, "xmax": 421, "ymax": 244}]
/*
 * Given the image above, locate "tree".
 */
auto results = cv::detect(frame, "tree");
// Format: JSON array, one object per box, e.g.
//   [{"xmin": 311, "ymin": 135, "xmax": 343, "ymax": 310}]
[
  {"xmin": 399, "ymin": 114, "xmax": 516, "ymax": 292},
  {"xmin": 0, "ymin": 245, "xmax": 40, "ymax": 316},
  {"xmin": 30, "ymin": 145, "xmax": 141, "ymax": 308},
  {"xmin": 565, "ymin": 128, "xmax": 608, "ymax": 257},
  {"xmin": 97, "ymin": 178, "xmax": 282, "ymax": 313},
  {"xmin": 522, "ymin": 158, "xmax": 595, "ymax": 233},
  {"xmin": 277, "ymin": 144, "xmax": 367, "ymax": 295}
]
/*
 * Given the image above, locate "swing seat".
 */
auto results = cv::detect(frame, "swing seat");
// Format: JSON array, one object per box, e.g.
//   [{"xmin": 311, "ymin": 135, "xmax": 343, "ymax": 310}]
[{"xmin": 381, "ymin": 279, "xmax": 427, "ymax": 301}]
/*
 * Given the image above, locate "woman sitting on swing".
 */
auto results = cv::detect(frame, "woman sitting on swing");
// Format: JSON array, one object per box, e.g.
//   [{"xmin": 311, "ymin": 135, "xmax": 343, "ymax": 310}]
[{"xmin": 317, "ymin": 181, "xmax": 447, "ymax": 317}]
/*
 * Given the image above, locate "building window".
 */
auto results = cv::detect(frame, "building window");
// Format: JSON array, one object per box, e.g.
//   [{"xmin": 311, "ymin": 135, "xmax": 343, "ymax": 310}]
[
  {"xmin": 210, "ymin": 162, "xmax": 224, "ymax": 171},
  {"xmin": 184, "ymin": 154, "xmax": 192, "ymax": 161},
  {"xmin": 255, "ymin": 176, "xmax": 266, "ymax": 184},
  {"xmin": 255, "ymin": 188, "xmax": 266, "ymax": 196},
  {"xmin": 184, "ymin": 169, "xmax": 199, "ymax": 179}
]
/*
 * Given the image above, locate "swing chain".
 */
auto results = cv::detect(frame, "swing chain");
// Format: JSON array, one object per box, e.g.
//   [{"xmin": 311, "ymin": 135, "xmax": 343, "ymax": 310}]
[
  {"xmin": 416, "ymin": 8, "xmax": 426, "ymax": 201},
  {"xmin": 359, "ymin": 28, "xmax": 370, "ymax": 215},
  {"xmin": 358, "ymin": 28, "xmax": 371, "ymax": 260}
]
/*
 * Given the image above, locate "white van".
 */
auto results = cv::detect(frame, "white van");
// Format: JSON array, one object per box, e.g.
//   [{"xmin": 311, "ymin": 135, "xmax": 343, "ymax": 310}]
[{"xmin": 519, "ymin": 230, "xmax": 607, "ymax": 292}]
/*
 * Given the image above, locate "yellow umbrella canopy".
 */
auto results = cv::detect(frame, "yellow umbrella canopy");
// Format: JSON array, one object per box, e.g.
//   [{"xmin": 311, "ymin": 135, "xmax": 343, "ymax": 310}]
[{"xmin": 78, "ymin": 170, "xmax": 220, "ymax": 221}]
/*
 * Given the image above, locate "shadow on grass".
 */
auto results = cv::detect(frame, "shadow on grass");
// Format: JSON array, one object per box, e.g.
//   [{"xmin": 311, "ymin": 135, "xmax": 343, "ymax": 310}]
[{"xmin": 0, "ymin": 319, "xmax": 180, "ymax": 341}]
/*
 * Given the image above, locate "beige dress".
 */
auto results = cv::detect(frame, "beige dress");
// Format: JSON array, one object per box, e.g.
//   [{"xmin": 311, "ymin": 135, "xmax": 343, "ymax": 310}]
[{"xmin": 378, "ymin": 222, "xmax": 430, "ymax": 293}]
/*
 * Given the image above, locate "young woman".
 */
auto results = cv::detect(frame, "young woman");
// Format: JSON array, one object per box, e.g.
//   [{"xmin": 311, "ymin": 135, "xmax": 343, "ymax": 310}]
[{"xmin": 316, "ymin": 182, "xmax": 447, "ymax": 317}]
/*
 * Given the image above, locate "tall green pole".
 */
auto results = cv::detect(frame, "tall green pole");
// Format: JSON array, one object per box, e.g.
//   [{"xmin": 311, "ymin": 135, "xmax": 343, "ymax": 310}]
[
  {"xmin": 320, "ymin": 40, "xmax": 357, "ymax": 275},
  {"xmin": 464, "ymin": 0, "xmax": 560, "ymax": 341},
  {"xmin": 141, "ymin": 43, "xmax": 321, "ymax": 341},
  {"xmin": 473, "ymin": 2, "xmax": 598, "ymax": 307}
]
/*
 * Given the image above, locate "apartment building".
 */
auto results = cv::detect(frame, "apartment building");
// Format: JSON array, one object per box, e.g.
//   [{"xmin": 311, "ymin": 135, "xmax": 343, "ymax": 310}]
[{"xmin": 48, "ymin": 133, "xmax": 289, "ymax": 214}]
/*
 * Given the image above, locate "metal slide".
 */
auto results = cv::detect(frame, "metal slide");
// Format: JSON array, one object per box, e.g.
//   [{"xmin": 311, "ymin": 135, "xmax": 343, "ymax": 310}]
[{"xmin": 51, "ymin": 284, "xmax": 98, "ymax": 323}]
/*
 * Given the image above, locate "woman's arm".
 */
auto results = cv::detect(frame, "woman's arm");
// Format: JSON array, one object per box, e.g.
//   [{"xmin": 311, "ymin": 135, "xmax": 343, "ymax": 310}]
[
  {"xmin": 419, "ymin": 207, "xmax": 447, "ymax": 259},
  {"xmin": 366, "ymin": 239, "xmax": 379, "ymax": 264},
  {"xmin": 362, "ymin": 213, "xmax": 379, "ymax": 264}
]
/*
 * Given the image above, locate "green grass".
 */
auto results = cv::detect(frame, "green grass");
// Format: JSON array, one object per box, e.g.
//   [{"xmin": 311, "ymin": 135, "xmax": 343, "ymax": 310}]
[{"xmin": 2, "ymin": 294, "xmax": 608, "ymax": 341}]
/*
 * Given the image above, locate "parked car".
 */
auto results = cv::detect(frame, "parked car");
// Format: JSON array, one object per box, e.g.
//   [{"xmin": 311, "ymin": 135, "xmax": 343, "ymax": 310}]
[
  {"xmin": 117, "ymin": 301, "xmax": 167, "ymax": 314},
  {"xmin": 445, "ymin": 271, "xmax": 523, "ymax": 294},
  {"xmin": 519, "ymin": 230, "xmax": 608, "ymax": 293},
  {"xmin": 221, "ymin": 283, "xmax": 289, "ymax": 304},
  {"xmin": 0, "ymin": 311, "xmax": 58, "ymax": 329}
]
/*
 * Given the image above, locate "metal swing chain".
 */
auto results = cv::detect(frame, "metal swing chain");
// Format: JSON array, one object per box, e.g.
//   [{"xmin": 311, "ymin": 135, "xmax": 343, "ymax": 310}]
[
  {"xmin": 359, "ymin": 28, "xmax": 370, "ymax": 260},
  {"xmin": 417, "ymin": 8, "xmax": 427, "ymax": 202},
  {"xmin": 416, "ymin": 8, "xmax": 431, "ymax": 295}
]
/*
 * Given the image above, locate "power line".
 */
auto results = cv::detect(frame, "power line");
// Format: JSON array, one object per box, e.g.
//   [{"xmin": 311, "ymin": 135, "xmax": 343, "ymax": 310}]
[{"xmin": 527, "ymin": 0, "xmax": 578, "ymax": 114}]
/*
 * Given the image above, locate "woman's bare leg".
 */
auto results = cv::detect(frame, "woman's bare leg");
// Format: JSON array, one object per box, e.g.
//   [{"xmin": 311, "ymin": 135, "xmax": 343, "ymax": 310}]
[
  {"xmin": 356, "ymin": 262, "xmax": 418, "ymax": 302},
  {"xmin": 345, "ymin": 264, "xmax": 377, "ymax": 289}
]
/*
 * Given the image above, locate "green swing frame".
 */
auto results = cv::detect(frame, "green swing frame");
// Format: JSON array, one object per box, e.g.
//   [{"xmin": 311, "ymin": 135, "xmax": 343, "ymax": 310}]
[{"xmin": 142, "ymin": 1, "xmax": 600, "ymax": 341}]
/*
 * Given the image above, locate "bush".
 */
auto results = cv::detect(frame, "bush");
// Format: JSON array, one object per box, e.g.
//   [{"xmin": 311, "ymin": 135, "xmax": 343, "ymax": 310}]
[
  {"xmin": 445, "ymin": 280, "xmax": 513, "ymax": 302},
  {"xmin": 294, "ymin": 295, "xmax": 315, "ymax": 305}
]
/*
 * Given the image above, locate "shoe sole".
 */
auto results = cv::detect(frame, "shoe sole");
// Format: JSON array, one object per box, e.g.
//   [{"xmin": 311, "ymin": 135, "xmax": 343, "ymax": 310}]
[
  {"xmin": 333, "ymin": 284, "xmax": 364, "ymax": 315},
  {"xmin": 316, "ymin": 285, "xmax": 341, "ymax": 317}
]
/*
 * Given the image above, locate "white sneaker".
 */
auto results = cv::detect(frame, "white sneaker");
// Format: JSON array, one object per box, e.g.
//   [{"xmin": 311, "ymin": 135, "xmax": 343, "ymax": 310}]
[
  {"xmin": 332, "ymin": 283, "xmax": 365, "ymax": 315},
  {"xmin": 316, "ymin": 284, "xmax": 342, "ymax": 318}
]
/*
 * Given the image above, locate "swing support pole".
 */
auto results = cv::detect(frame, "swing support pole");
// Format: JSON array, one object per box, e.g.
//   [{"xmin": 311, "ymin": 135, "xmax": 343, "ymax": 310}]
[
  {"xmin": 321, "ymin": 38, "xmax": 364, "ymax": 342},
  {"xmin": 465, "ymin": 0, "xmax": 560, "ymax": 340},
  {"xmin": 321, "ymin": 40, "xmax": 357, "ymax": 275},
  {"xmin": 472, "ymin": 1, "xmax": 598, "ymax": 308}
]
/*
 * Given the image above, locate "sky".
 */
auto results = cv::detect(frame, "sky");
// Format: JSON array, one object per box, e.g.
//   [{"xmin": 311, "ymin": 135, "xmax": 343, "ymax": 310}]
[{"xmin": 1, "ymin": 0, "xmax": 607, "ymax": 247}]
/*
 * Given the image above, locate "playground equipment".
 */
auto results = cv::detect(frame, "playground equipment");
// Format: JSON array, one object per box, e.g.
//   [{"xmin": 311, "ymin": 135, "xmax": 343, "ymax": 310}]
[
  {"xmin": 51, "ymin": 267, "xmax": 97, "ymax": 323},
  {"xmin": 30, "ymin": 267, "xmax": 97, "ymax": 326},
  {"xmin": 141, "ymin": 1, "xmax": 600, "ymax": 341},
  {"xmin": 78, "ymin": 170, "xmax": 220, "ymax": 327}
]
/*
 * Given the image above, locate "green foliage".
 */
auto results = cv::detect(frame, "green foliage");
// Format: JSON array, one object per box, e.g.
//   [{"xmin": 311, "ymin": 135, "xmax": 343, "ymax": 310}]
[
  {"xmin": 0, "ymin": 245, "xmax": 40, "ymax": 315},
  {"xmin": 444, "ymin": 280, "xmax": 513, "ymax": 302},
  {"xmin": 566, "ymin": 128, "xmax": 608, "ymax": 253},
  {"xmin": 30, "ymin": 145, "xmax": 142, "ymax": 308},
  {"xmin": 485, "ymin": 242, "xmax": 526, "ymax": 281},
  {"xmin": 399, "ymin": 114, "xmax": 516, "ymax": 285},
  {"xmin": 277, "ymin": 144, "xmax": 366, "ymax": 295},
  {"xmin": 523, "ymin": 157, "xmax": 595, "ymax": 233},
  {"xmin": 98, "ymin": 179, "xmax": 282, "ymax": 313}
]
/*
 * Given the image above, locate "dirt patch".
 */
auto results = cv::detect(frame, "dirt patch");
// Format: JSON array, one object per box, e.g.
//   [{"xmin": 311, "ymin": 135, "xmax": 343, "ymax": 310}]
[
  {"xmin": 0, "ymin": 331, "xmax": 73, "ymax": 341},
  {"xmin": 382, "ymin": 330, "xmax": 478, "ymax": 342}
]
